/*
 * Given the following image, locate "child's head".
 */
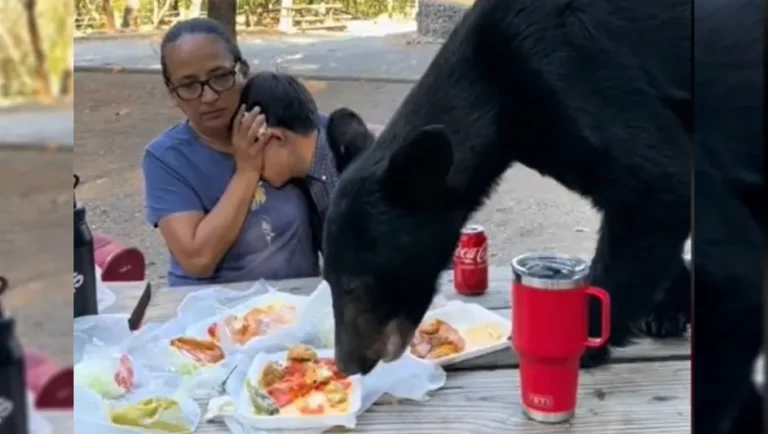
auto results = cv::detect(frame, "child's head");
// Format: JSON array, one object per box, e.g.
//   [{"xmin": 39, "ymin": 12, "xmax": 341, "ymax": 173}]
[
  {"xmin": 238, "ymin": 71, "xmax": 319, "ymax": 136},
  {"xmin": 238, "ymin": 72, "xmax": 320, "ymax": 187}
]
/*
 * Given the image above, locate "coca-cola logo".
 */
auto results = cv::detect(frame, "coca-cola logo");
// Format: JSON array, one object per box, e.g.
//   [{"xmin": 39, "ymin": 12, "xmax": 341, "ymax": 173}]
[{"xmin": 454, "ymin": 243, "xmax": 488, "ymax": 264}]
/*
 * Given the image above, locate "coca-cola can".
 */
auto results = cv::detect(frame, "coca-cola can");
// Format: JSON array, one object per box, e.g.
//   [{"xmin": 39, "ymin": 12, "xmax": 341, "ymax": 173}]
[{"xmin": 453, "ymin": 225, "xmax": 489, "ymax": 295}]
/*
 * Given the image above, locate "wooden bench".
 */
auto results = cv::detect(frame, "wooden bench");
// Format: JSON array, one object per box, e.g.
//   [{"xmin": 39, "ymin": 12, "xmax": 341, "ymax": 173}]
[{"xmin": 246, "ymin": 2, "xmax": 351, "ymax": 32}]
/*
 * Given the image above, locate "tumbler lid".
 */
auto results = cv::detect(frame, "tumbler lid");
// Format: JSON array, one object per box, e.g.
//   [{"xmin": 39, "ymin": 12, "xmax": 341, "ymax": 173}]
[{"xmin": 510, "ymin": 252, "xmax": 589, "ymax": 290}]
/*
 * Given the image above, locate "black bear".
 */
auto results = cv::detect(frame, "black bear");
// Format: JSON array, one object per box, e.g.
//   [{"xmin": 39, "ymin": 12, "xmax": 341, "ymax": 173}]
[
  {"xmin": 690, "ymin": 0, "xmax": 764, "ymax": 432},
  {"xmin": 323, "ymin": 0, "xmax": 762, "ymax": 432}
]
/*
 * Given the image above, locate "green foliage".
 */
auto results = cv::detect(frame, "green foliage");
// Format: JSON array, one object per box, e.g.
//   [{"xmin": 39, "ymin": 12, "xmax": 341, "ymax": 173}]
[{"xmin": 75, "ymin": 0, "xmax": 415, "ymax": 31}]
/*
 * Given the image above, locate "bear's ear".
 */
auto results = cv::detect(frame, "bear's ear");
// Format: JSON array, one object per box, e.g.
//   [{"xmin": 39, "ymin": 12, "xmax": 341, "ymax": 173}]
[
  {"xmin": 381, "ymin": 124, "xmax": 455, "ymax": 209},
  {"xmin": 327, "ymin": 108, "xmax": 375, "ymax": 173}
]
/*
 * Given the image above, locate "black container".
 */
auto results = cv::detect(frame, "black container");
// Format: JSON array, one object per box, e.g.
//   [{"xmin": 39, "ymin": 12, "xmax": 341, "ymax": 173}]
[
  {"xmin": 0, "ymin": 277, "xmax": 28, "ymax": 434},
  {"xmin": 74, "ymin": 174, "xmax": 98, "ymax": 318}
]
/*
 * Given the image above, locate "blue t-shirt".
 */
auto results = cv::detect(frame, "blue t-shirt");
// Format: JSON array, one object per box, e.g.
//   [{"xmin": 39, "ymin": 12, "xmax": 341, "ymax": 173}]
[{"xmin": 142, "ymin": 122, "xmax": 320, "ymax": 287}]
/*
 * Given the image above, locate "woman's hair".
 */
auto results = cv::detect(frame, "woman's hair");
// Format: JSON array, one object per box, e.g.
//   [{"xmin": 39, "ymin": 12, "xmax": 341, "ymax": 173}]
[{"xmin": 159, "ymin": 18, "xmax": 249, "ymax": 85}]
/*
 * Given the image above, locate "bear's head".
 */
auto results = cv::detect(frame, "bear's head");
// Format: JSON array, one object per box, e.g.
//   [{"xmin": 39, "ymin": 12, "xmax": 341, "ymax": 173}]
[{"xmin": 324, "ymin": 108, "xmax": 466, "ymax": 375}]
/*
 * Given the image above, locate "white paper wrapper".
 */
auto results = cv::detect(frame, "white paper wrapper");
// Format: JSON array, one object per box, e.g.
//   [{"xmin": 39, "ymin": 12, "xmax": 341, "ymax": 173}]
[
  {"xmin": 183, "ymin": 288, "xmax": 313, "ymax": 358},
  {"xmin": 127, "ymin": 315, "xmax": 244, "ymax": 400},
  {"xmin": 74, "ymin": 314, "xmax": 160, "ymax": 399},
  {"xmin": 73, "ymin": 382, "xmax": 201, "ymax": 434},
  {"xmin": 27, "ymin": 392, "xmax": 52, "ymax": 434},
  {"xmin": 235, "ymin": 349, "xmax": 362, "ymax": 430},
  {"xmin": 209, "ymin": 347, "xmax": 445, "ymax": 434},
  {"xmin": 95, "ymin": 265, "xmax": 117, "ymax": 311},
  {"xmin": 412, "ymin": 300, "xmax": 512, "ymax": 366}
]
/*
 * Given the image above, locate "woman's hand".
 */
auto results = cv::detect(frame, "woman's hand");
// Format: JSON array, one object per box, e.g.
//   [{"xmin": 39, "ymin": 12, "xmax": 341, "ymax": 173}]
[{"xmin": 232, "ymin": 105, "xmax": 270, "ymax": 174}]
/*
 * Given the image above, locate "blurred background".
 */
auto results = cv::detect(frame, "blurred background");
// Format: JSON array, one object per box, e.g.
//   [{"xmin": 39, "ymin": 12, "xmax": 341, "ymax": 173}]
[
  {"xmin": 0, "ymin": 0, "xmax": 73, "ymax": 105},
  {"xmin": 0, "ymin": 0, "xmax": 73, "ymax": 366}
]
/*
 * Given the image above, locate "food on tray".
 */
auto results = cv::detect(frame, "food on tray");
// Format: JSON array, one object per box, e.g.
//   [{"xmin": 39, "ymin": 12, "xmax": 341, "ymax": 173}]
[
  {"xmin": 207, "ymin": 302, "xmax": 298, "ymax": 345},
  {"xmin": 463, "ymin": 321, "xmax": 508, "ymax": 347},
  {"xmin": 110, "ymin": 397, "xmax": 191, "ymax": 433},
  {"xmin": 169, "ymin": 336, "xmax": 225, "ymax": 365},
  {"xmin": 245, "ymin": 345, "xmax": 353, "ymax": 417},
  {"xmin": 410, "ymin": 319, "xmax": 466, "ymax": 359},
  {"xmin": 73, "ymin": 353, "xmax": 135, "ymax": 399},
  {"xmin": 246, "ymin": 381, "xmax": 279, "ymax": 415}
]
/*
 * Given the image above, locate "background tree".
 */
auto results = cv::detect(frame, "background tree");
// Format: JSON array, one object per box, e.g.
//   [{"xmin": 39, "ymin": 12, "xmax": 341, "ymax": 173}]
[
  {"xmin": 101, "ymin": 0, "xmax": 117, "ymax": 30},
  {"xmin": 207, "ymin": 0, "xmax": 237, "ymax": 39},
  {"xmin": 121, "ymin": 0, "xmax": 140, "ymax": 29},
  {"xmin": 20, "ymin": 0, "xmax": 51, "ymax": 100}
]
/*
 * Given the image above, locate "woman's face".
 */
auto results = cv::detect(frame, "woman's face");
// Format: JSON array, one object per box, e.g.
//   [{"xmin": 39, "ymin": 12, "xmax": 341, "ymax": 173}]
[{"xmin": 163, "ymin": 33, "xmax": 246, "ymax": 133}]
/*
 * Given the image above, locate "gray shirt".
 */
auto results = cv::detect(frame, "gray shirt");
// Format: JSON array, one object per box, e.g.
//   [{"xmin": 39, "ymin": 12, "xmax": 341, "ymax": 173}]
[{"xmin": 142, "ymin": 118, "xmax": 337, "ymax": 287}]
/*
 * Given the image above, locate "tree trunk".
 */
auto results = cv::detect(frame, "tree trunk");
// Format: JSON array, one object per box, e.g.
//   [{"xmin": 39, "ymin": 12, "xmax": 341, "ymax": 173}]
[
  {"xmin": 188, "ymin": 0, "xmax": 203, "ymax": 17},
  {"xmin": 121, "ymin": 0, "xmax": 140, "ymax": 28},
  {"xmin": 278, "ymin": 0, "xmax": 293, "ymax": 32},
  {"xmin": 20, "ymin": 0, "xmax": 51, "ymax": 101},
  {"xmin": 387, "ymin": 0, "xmax": 394, "ymax": 18},
  {"xmin": 101, "ymin": 0, "xmax": 117, "ymax": 31},
  {"xmin": 207, "ymin": 0, "xmax": 237, "ymax": 39}
]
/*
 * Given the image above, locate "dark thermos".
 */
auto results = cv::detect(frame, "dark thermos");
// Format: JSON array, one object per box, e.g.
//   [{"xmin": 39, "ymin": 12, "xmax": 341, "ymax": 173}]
[
  {"xmin": 74, "ymin": 174, "xmax": 98, "ymax": 318},
  {"xmin": 0, "ymin": 277, "xmax": 29, "ymax": 434}
]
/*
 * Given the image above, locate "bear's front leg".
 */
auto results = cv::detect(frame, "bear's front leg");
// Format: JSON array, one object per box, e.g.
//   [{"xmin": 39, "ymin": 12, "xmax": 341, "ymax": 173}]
[
  {"xmin": 580, "ymin": 213, "xmax": 689, "ymax": 369},
  {"xmin": 637, "ymin": 258, "xmax": 691, "ymax": 339}
]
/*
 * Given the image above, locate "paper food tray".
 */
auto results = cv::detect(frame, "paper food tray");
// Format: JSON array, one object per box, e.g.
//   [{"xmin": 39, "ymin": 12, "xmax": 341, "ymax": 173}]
[
  {"xmin": 74, "ymin": 385, "xmax": 201, "ymax": 434},
  {"xmin": 234, "ymin": 348, "xmax": 362, "ymax": 430},
  {"xmin": 412, "ymin": 300, "xmax": 511, "ymax": 366},
  {"xmin": 184, "ymin": 291, "xmax": 310, "ymax": 349}
]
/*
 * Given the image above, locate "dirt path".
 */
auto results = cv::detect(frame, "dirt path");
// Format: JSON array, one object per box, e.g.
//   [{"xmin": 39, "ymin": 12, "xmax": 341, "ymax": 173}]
[
  {"xmin": 74, "ymin": 32, "xmax": 435, "ymax": 81},
  {"xmin": 0, "ymin": 148, "xmax": 72, "ymax": 365}
]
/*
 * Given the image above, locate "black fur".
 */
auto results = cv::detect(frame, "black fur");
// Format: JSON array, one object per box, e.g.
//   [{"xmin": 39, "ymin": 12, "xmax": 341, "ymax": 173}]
[
  {"xmin": 323, "ymin": 0, "xmax": 762, "ymax": 432},
  {"xmin": 691, "ymin": 0, "xmax": 764, "ymax": 432},
  {"xmin": 326, "ymin": 108, "xmax": 377, "ymax": 173}
]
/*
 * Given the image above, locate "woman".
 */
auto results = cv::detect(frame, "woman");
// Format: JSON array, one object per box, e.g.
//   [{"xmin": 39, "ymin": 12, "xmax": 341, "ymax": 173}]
[{"xmin": 142, "ymin": 18, "xmax": 337, "ymax": 286}]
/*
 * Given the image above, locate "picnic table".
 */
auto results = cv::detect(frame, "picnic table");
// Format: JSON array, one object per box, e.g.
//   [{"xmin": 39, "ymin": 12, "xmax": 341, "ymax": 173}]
[{"xmin": 88, "ymin": 266, "xmax": 690, "ymax": 433}]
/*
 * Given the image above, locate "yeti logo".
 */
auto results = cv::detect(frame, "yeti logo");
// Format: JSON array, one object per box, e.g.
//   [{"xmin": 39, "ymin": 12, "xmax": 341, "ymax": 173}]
[
  {"xmin": 74, "ymin": 272, "xmax": 84, "ymax": 293},
  {"xmin": 753, "ymin": 352, "xmax": 764, "ymax": 395},
  {"xmin": 0, "ymin": 396, "xmax": 13, "ymax": 424}
]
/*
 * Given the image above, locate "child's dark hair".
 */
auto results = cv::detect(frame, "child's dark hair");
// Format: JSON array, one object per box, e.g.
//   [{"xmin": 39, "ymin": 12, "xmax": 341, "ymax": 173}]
[
  {"xmin": 159, "ymin": 18, "xmax": 249, "ymax": 85},
  {"xmin": 238, "ymin": 72, "xmax": 319, "ymax": 135}
]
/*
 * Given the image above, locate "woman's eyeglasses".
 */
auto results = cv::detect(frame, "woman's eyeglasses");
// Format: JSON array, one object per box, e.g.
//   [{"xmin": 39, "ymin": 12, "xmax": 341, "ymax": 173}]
[{"xmin": 170, "ymin": 67, "xmax": 238, "ymax": 101}]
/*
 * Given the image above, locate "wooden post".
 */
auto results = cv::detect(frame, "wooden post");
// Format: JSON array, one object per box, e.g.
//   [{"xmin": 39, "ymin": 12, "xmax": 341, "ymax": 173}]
[{"xmin": 278, "ymin": 0, "xmax": 293, "ymax": 33}]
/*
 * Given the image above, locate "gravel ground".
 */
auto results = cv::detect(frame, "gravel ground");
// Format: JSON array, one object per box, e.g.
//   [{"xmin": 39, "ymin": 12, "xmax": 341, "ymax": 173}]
[
  {"xmin": 74, "ymin": 71, "xmax": 601, "ymax": 291},
  {"xmin": 0, "ymin": 148, "xmax": 72, "ymax": 365}
]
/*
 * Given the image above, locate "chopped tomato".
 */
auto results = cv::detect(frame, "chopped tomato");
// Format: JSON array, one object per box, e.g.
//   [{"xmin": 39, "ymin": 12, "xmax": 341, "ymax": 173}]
[
  {"xmin": 267, "ymin": 386, "xmax": 295, "ymax": 408},
  {"xmin": 267, "ymin": 378, "xmax": 309, "ymax": 408},
  {"xmin": 206, "ymin": 323, "xmax": 218, "ymax": 341},
  {"xmin": 283, "ymin": 361, "xmax": 307, "ymax": 379},
  {"xmin": 318, "ymin": 359, "xmax": 347, "ymax": 380},
  {"xmin": 113, "ymin": 355, "xmax": 135, "ymax": 390}
]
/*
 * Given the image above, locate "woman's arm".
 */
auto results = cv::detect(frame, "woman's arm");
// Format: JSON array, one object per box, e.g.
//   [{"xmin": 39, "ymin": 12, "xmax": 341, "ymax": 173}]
[{"xmin": 143, "ymin": 150, "xmax": 260, "ymax": 278}]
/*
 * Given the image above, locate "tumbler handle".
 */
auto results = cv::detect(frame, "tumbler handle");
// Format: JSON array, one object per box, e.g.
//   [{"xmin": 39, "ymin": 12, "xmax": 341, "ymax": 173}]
[{"xmin": 585, "ymin": 286, "xmax": 611, "ymax": 348}]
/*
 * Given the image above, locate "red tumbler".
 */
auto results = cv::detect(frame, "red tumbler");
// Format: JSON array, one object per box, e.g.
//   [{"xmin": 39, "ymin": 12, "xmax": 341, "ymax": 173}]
[{"xmin": 510, "ymin": 253, "xmax": 610, "ymax": 423}]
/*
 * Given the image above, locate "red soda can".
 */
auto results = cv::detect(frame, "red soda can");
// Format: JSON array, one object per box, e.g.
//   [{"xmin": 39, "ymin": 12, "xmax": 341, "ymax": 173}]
[{"xmin": 453, "ymin": 225, "xmax": 489, "ymax": 295}]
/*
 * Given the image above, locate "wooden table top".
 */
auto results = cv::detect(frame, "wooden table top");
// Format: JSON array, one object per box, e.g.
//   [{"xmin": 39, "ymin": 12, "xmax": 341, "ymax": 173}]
[{"xmin": 98, "ymin": 266, "xmax": 691, "ymax": 433}]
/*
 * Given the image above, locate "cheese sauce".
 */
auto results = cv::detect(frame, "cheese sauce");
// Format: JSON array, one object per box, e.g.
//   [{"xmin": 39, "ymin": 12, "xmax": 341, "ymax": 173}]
[{"xmin": 462, "ymin": 321, "xmax": 507, "ymax": 349}]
